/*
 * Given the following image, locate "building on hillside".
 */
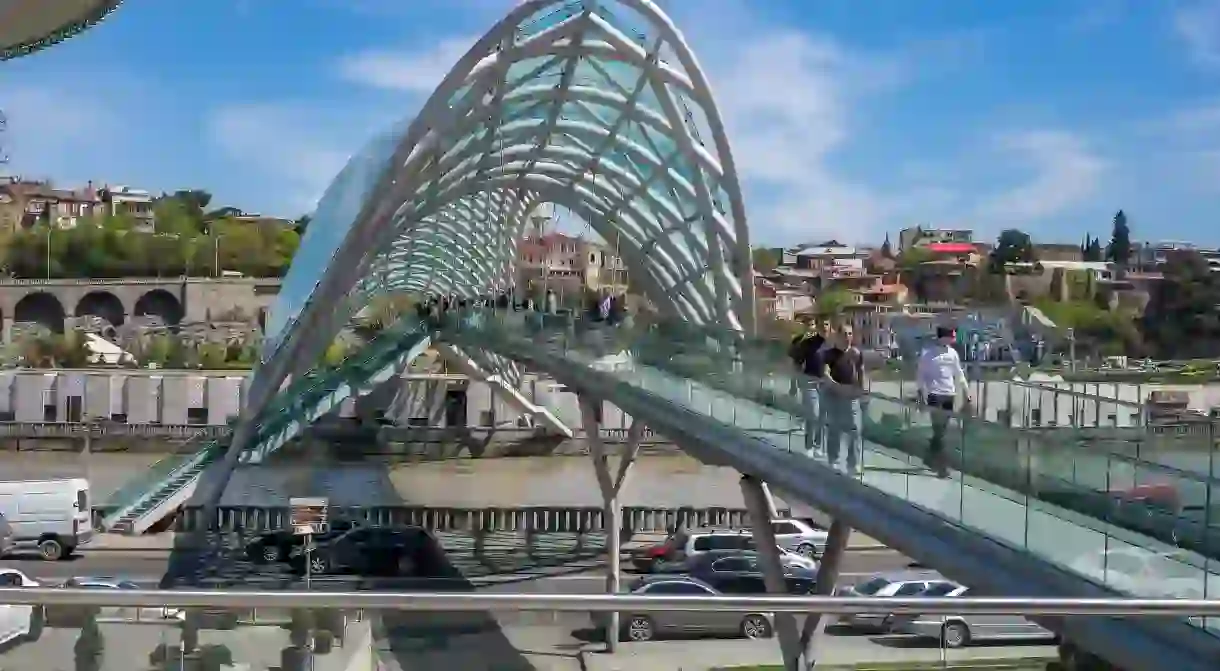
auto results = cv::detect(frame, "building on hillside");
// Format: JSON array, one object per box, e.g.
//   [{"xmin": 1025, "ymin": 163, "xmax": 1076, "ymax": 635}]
[
  {"xmin": 791, "ymin": 240, "xmax": 867, "ymax": 272},
  {"xmin": 515, "ymin": 230, "xmax": 629, "ymax": 302},
  {"xmin": 97, "ymin": 185, "xmax": 155, "ymax": 232},
  {"xmin": 754, "ymin": 274, "xmax": 812, "ymax": 322},
  {"xmin": 898, "ymin": 226, "xmax": 972, "ymax": 252},
  {"xmin": 907, "ymin": 242, "xmax": 982, "ymax": 303},
  {"xmin": 0, "ymin": 177, "xmax": 102, "ymax": 232}
]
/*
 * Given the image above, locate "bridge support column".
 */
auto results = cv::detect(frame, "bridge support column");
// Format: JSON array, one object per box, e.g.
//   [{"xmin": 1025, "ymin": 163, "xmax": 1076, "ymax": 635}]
[
  {"xmin": 580, "ymin": 398, "xmax": 643, "ymax": 654},
  {"xmin": 740, "ymin": 475, "xmax": 804, "ymax": 670},
  {"xmin": 796, "ymin": 519, "xmax": 851, "ymax": 669}
]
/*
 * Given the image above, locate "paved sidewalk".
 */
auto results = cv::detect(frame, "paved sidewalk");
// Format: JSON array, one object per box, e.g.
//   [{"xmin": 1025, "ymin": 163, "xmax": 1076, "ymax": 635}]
[{"xmin": 579, "ymin": 637, "xmax": 1056, "ymax": 670}]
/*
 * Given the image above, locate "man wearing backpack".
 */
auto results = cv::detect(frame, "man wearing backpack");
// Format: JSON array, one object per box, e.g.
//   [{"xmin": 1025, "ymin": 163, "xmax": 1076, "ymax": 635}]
[{"xmin": 789, "ymin": 326, "xmax": 827, "ymax": 455}]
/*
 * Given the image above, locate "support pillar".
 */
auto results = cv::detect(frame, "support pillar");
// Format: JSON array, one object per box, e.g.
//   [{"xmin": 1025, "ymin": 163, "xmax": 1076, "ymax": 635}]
[
  {"xmin": 740, "ymin": 475, "xmax": 803, "ymax": 670},
  {"xmin": 796, "ymin": 519, "xmax": 852, "ymax": 669},
  {"xmin": 580, "ymin": 398, "xmax": 643, "ymax": 654}
]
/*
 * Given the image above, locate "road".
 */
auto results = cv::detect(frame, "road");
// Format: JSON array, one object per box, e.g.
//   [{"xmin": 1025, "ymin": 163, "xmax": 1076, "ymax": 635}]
[
  {"xmin": 0, "ymin": 546, "xmax": 1057, "ymax": 670},
  {"xmin": 1, "ymin": 546, "xmax": 916, "ymax": 587}
]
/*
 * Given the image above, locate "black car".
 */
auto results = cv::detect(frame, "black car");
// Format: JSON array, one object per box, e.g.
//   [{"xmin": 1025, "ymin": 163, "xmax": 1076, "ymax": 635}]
[
  {"xmin": 687, "ymin": 552, "xmax": 819, "ymax": 594},
  {"xmin": 289, "ymin": 526, "xmax": 445, "ymax": 577},
  {"xmin": 245, "ymin": 519, "xmax": 362, "ymax": 564}
]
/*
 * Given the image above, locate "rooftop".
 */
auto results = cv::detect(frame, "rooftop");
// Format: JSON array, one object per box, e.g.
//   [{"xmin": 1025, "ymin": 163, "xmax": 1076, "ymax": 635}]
[{"xmin": 0, "ymin": 0, "xmax": 122, "ymax": 61}]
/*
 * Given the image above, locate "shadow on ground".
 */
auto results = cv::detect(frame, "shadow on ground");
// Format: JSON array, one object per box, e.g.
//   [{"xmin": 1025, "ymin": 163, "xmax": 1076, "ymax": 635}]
[{"xmin": 152, "ymin": 458, "xmax": 593, "ymax": 670}]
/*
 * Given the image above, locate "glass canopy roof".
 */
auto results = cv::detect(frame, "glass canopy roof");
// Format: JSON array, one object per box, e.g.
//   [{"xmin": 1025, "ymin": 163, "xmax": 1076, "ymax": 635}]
[{"xmin": 257, "ymin": 0, "xmax": 754, "ymax": 400}]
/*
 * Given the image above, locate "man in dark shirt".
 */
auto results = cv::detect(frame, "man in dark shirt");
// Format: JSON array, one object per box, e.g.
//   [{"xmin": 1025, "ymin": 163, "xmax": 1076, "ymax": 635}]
[
  {"xmin": 822, "ymin": 325, "xmax": 864, "ymax": 474},
  {"xmin": 789, "ymin": 329, "xmax": 827, "ymax": 454}
]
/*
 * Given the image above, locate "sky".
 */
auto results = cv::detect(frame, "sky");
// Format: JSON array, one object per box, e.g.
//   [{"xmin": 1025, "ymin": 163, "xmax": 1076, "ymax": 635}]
[{"xmin": 4, "ymin": 0, "xmax": 1220, "ymax": 248}]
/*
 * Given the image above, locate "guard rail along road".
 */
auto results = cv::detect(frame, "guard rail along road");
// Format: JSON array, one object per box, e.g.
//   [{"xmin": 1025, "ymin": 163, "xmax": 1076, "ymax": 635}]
[{"xmin": 90, "ymin": 504, "xmax": 790, "ymax": 536}]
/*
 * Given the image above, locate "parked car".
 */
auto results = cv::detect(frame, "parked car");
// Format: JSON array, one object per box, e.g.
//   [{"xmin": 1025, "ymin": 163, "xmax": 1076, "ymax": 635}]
[
  {"xmin": 686, "ymin": 553, "xmax": 820, "ymax": 594},
  {"xmin": 769, "ymin": 519, "xmax": 829, "ymax": 557},
  {"xmin": 888, "ymin": 585, "xmax": 1056, "ymax": 647},
  {"xmin": 245, "ymin": 518, "xmax": 363, "ymax": 564},
  {"xmin": 0, "ymin": 478, "xmax": 92, "ymax": 560},
  {"xmin": 630, "ymin": 521, "xmax": 827, "ymax": 572},
  {"xmin": 606, "ymin": 576, "xmax": 775, "ymax": 641},
  {"xmin": 0, "ymin": 568, "xmax": 42, "ymax": 643},
  {"xmin": 655, "ymin": 546, "xmax": 817, "ymax": 573},
  {"xmin": 629, "ymin": 529, "xmax": 754, "ymax": 572},
  {"xmin": 46, "ymin": 578, "xmax": 184, "ymax": 627},
  {"xmin": 833, "ymin": 571, "xmax": 957, "ymax": 630},
  {"xmin": 289, "ymin": 526, "xmax": 444, "ymax": 577}
]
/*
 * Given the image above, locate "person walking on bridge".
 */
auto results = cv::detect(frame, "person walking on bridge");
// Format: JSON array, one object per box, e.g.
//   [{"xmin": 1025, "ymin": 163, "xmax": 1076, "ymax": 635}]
[
  {"xmin": 789, "ymin": 325, "xmax": 827, "ymax": 456},
  {"xmin": 822, "ymin": 324, "xmax": 864, "ymax": 474},
  {"xmin": 916, "ymin": 326, "xmax": 972, "ymax": 478}
]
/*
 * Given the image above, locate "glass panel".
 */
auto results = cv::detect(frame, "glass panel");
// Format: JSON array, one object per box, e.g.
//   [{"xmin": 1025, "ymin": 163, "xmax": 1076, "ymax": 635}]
[{"xmin": 437, "ymin": 309, "xmax": 1220, "ymax": 636}]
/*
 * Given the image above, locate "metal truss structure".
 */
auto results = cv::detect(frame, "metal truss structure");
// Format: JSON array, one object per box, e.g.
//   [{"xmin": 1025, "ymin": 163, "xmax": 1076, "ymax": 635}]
[{"xmin": 232, "ymin": 0, "xmax": 754, "ymax": 450}]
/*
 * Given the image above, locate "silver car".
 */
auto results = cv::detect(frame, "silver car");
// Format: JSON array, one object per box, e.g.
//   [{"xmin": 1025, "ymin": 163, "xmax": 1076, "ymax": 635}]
[
  {"xmin": 888, "ymin": 585, "xmax": 1057, "ymax": 647},
  {"xmin": 833, "ymin": 571, "xmax": 956, "ymax": 630},
  {"xmin": 607, "ymin": 576, "xmax": 775, "ymax": 642}
]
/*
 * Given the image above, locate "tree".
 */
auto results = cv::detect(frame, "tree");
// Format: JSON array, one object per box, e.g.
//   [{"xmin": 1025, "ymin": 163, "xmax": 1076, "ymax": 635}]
[
  {"xmin": 751, "ymin": 247, "xmax": 779, "ymax": 274},
  {"xmin": 1106, "ymin": 210, "xmax": 1132, "ymax": 267},
  {"xmin": 812, "ymin": 289, "xmax": 852, "ymax": 328},
  {"xmin": 1081, "ymin": 235, "xmax": 1103, "ymax": 262},
  {"xmin": 1140, "ymin": 250, "xmax": 1220, "ymax": 358},
  {"xmin": 988, "ymin": 229, "xmax": 1037, "ymax": 270}
]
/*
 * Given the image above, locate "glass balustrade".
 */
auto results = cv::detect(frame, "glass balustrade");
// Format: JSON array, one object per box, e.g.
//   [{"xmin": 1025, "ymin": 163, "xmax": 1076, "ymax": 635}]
[
  {"xmin": 0, "ymin": 589, "xmax": 1203, "ymax": 670},
  {"xmin": 437, "ymin": 311, "xmax": 1220, "ymax": 636}
]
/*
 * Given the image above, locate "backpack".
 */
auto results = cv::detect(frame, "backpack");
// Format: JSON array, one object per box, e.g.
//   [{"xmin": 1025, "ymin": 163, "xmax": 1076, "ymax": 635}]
[{"xmin": 789, "ymin": 332, "xmax": 812, "ymax": 364}]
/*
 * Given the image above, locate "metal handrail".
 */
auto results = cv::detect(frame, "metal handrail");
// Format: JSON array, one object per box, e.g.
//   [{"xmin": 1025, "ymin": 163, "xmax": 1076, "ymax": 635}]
[{"xmin": 8, "ymin": 590, "xmax": 1220, "ymax": 615}]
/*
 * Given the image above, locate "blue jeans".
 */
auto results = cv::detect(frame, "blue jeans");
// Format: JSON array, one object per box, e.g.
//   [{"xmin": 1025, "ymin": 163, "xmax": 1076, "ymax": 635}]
[
  {"xmin": 799, "ymin": 380, "xmax": 823, "ymax": 452},
  {"xmin": 824, "ymin": 394, "xmax": 862, "ymax": 469}
]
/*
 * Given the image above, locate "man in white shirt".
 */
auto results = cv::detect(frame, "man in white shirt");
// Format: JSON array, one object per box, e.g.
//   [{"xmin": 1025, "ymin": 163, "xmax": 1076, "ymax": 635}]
[{"xmin": 916, "ymin": 326, "xmax": 973, "ymax": 477}]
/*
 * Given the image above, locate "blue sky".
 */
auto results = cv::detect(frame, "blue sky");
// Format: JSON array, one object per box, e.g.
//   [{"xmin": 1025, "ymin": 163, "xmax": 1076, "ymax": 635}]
[{"xmin": 4, "ymin": 0, "xmax": 1220, "ymax": 247}]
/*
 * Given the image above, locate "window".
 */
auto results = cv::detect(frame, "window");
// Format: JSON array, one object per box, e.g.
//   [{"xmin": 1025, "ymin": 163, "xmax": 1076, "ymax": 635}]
[
  {"xmin": 644, "ymin": 582, "xmax": 712, "ymax": 595},
  {"xmin": 772, "ymin": 522, "xmax": 800, "ymax": 535},
  {"xmin": 712, "ymin": 557, "xmax": 756, "ymax": 573},
  {"xmin": 920, "ymin": 582, "xmax": 958, "ymax": 597},
  {"xmin": 692, "ymin": 536, "xmax": 713, "ymax": 552},
  {"xmin": 65, "ymin": 395, "xmax": 83, "ymax": 423},
  {"xmin": 708, "ymin": 535, "xmax": 751, "ymax": 551},
  {"xmin": 894, "ymin": 582, "xmax": 928, "ymax": 596},
  {"xmin": 187, "ymin": 407, "xmax": 208, "ymax": 426},
  {"xmin": 854, "ymin": 577, "xmax": 892, "ymax": 595},
  {"xmin": 0, "ymin": 573, "xmax": 19, "ymax": 587}
]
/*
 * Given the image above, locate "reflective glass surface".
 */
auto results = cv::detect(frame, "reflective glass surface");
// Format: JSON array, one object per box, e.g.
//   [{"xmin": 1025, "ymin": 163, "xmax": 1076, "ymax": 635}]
[{"xmin": 438, "ymin": 310, "xmax": 1220, "ymax": 635}]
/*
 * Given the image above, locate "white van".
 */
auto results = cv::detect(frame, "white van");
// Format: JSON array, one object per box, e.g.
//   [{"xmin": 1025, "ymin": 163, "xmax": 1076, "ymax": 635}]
[{"xmin": 0, "ymin": 479, "xmax": 92, "ymax": 560}]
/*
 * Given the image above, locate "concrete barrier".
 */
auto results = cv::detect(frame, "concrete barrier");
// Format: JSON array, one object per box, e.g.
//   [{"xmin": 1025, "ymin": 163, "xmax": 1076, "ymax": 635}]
[{"xmin": 107, "ymin": 504, "xmax": 789, "ymax": 537}]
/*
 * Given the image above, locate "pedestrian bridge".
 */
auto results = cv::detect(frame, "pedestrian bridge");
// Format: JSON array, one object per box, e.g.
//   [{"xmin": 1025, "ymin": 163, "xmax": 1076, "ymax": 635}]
[{"xmin": 99, "ymin": 1, "xmax": 1220, "ymax": 670}]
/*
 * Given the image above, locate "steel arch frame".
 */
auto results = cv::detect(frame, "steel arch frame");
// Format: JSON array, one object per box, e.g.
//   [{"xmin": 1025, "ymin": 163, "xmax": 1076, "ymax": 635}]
[{"xmin": 207, "ymin": 0, "xmax": 754, "ymax": 507}]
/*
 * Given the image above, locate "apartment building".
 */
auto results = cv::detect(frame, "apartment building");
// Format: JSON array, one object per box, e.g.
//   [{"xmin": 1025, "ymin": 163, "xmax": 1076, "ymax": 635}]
[
  {"xmin": 516, "ymin": 229, "xmax": 629, "ymax": 300},
  {"xmin": 898, "ymin": 226, "xmax": 973, "ymax": 252},
  {"xmin": 0, "ymin": 178, "xmax": 102, "ymax": 232},
  {"xmin": 97, "ymin": 185, "xmax": 155, "ymax": 232}
]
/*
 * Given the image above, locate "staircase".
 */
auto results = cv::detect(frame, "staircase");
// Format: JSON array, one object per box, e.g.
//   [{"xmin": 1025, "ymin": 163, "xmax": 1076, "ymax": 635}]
[{"xmin": 102, "ymin": 321, "xmax": 432, "ymax": 534}]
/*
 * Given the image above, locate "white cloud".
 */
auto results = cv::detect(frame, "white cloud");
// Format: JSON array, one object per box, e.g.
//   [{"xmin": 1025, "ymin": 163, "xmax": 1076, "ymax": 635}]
[
  {"xmin": 974, "ymin": 130, "xmax": 1107, "ymax": 222},
  {"xmin": 2, "ymin": 88, "xmax": 115, "ymax": 173},
  {"xmin": 1174, "ymin": 0, "xmax": 1220, "ymax": 68},
  {"xmin": 337, "ymin": 36, "xmax": 476, "ymax": 93},
  {"xmin": 206, "ymin": 104, "xmax": 353, "ymax": 213}
]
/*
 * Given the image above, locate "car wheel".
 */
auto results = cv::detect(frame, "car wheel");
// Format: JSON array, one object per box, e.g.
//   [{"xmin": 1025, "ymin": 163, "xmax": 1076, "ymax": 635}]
[
  {"xmin": 309, "ymin": 555, "xmax": 330, "ymax": 575},
  {"xmin": 797, "ymin": 543, "xmax": 817, "ymax": 558},
  {"xmin": 941, "ymin": 621, "xmax": 971, "ymax": 648},
  {"xmin": 741, "ymin": 614, "xmax": 773, "ymax": 639},
  {"xmin": 25, "ymin": 607, "xmax": 44, "ymax": 642},
  {"xmin": 624, "ymin": 615, "xmax": 655, "ymax": 642},
  {"xmin": 397, "ymin": 554, "xmax": 417, "ymax": 577},
  {"xmin": 262, "ymin": 545, "xmax": 281, "ymax": 563},
  {"xmin": 37, "ymin": 539, "xmax": 63, "ymax": 561}
]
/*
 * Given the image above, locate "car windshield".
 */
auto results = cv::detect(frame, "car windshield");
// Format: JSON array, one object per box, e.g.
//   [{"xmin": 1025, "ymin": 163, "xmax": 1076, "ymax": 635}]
[{"xmin": 854, "ymin": 576, "xmax": 892, "ymax": 595}]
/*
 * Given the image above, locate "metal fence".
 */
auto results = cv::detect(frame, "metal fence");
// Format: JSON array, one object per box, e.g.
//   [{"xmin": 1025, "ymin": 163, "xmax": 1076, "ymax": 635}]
[
  {"xmin": 91, "ymin": 504, "xmax": 789, "ymax": 535},
  {"xmin": 7, "ymin": 589, "xmax": 1220, "ymax": 616}
]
